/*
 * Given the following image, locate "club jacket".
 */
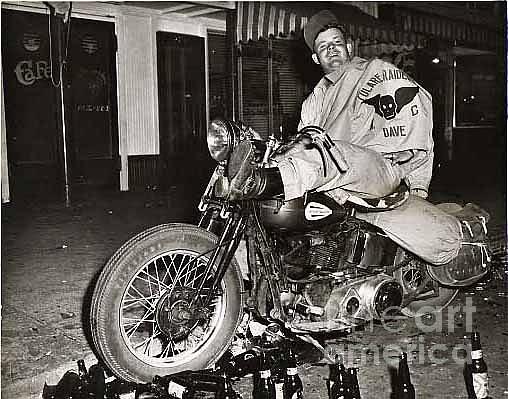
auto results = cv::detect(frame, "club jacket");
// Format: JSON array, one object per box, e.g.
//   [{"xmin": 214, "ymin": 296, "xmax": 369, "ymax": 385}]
[{"xmin": 299, "ymin": 56, "xmax": 434, "ymax": 193}]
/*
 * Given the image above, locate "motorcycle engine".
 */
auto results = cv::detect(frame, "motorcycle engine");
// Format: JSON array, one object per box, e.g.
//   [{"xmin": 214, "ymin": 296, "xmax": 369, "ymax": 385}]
[
  {"xmin": 283, "ymin": 232, "xmax": 348, "ymax": 280},
  {"xmin": 280, "ymin": 222, "xmax": 403, "ymax": 331}
]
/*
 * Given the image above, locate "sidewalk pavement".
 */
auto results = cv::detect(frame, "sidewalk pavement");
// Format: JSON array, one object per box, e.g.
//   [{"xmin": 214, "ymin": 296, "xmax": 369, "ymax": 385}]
[
  {"xmin": 1, "ymin": 186, "xmax": 201, "ymax": 399},
  {"xmin": 1, "ymin": 178, "xmax": 506, "ymax": 399}
]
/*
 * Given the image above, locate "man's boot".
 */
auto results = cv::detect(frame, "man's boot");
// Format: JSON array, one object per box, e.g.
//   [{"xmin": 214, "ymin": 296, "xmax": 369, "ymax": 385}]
[{"xmin": 227, "ymin": 141, "xmax": 284, "ymax": 201}]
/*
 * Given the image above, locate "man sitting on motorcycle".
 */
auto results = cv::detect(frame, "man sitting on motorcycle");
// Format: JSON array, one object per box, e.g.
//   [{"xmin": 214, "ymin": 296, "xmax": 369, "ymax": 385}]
[{"xmin": 227, "ymin": 10, "xmax": 433, "ymax": 210}]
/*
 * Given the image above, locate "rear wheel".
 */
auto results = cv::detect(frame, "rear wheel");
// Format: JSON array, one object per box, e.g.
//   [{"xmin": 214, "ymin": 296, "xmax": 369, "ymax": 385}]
[{"xmin": 91, "ymin": 223, "xmax": 243, "ymax": 382}]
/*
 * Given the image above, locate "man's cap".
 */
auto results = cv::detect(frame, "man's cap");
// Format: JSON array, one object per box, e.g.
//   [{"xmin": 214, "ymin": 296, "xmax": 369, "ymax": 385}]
[{"xmin": 303, "ymin": 10, "xmax": 342, "ymax": 51}]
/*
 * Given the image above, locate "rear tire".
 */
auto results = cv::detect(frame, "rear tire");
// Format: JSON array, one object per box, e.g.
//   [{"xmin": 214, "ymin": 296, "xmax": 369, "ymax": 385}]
[{"xmin": 91, "ymin": 223, "xmax": 243, "ymax": 382}]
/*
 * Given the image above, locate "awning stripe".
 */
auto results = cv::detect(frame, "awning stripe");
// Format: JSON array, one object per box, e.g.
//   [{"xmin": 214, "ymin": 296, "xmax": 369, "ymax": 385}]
[
  {"xmin": 236, "ymin": 2, "xmax": 243, "ymax": 45},
  {"xmin": 277, "ymin": 8, "xmax": 285, "ymax": 38},
  {"xmin": 300, "ymin": 16, "xmax": 308, "ymax": 32},
  {"xmin": 257, "ymin": 2, "xmax": 265, "ymax": 41},
  {"xmin": 395, "ymin": 8, "xmax": 499, "ymax": 48},
  {"xmin": 262, "ymin": 3, "xmax": 271, "ymax": 40},
  {"xmin": 267, "ymin": 5, "xmax": 275, "ymax": 36},
  {"xmin": 289, "ymin": 12, "xmax": 296, "ymax": 35},
  {"xmin": 247, "ymin": 2, "xmax": 254, "ymax": 42},
  {"xmin": 283, "ymin": 8, "xmax": 290, "ymax": 36}
]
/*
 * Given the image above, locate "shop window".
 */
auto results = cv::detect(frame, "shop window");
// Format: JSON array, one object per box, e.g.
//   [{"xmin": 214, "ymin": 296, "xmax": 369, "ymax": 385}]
[
  {"xmin": 208, "ymin": 32, "xmax": 228, "ymax": 120},
  {"xmin": 454, "ymin": 55, "xmax": 501, "ymax": 127}
]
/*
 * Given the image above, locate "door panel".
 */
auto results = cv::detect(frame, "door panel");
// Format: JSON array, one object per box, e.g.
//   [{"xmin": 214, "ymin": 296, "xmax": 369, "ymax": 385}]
[
  {"xmin": 67, "ymin": 17, "xmax": 119, "ymax": 187},
  {"xmin": 1, "ymin": 9, "xmax": 61, "ymax": 198},
  {"xmin": 156, "ymin": 32, "xmax": 212, "ymax": 188},
  {"xmin": 1, "ymin": 10, "xmax": 119, "ymax": 200}
]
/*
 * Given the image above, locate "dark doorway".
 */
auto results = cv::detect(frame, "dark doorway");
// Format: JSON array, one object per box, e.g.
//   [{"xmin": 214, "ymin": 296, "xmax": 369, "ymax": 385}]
[
  {"xmin": 66, "ymin": 17, "xmax": 119, "ymax": 189},
  {"xmin": 414, "ymin": 50, "xmax": 448, "ymax": 170},
  {"xmin": 156, "ymin": 32, "xmax": 212, "ymax": 189},
  {"xmin": 1, "ymin": 9, "xmax": 118, "ymax": 201}
]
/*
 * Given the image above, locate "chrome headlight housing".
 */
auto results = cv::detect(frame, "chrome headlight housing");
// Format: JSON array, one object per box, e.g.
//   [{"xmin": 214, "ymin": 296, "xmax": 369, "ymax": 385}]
[{"xmin": 207, "ymin": 118, "xmax": 240, "ymax": 162}]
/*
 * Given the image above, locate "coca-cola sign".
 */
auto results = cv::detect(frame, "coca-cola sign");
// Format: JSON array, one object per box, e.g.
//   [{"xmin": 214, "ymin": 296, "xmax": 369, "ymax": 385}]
[{"xmin": 14, "ymin": 59, "xmax": 51, "ymax": 86}]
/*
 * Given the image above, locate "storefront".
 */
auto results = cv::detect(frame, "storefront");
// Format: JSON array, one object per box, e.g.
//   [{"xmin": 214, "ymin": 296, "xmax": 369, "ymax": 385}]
[{"xmin": 1, "ymin": 1, "xmax": 231, "ymax": 203}]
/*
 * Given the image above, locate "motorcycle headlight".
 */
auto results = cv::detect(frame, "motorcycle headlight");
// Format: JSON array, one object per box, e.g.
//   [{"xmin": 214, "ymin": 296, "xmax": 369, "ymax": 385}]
[{"xmin": 207, "ymin": 119, "xmax": 235, "ymax": 162}]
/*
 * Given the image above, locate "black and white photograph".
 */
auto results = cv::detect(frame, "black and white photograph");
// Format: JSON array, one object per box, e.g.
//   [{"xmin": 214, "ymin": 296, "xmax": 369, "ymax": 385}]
[{"xmin": 1, "ymin": 1, "xmax": 507, "ymax": 398}]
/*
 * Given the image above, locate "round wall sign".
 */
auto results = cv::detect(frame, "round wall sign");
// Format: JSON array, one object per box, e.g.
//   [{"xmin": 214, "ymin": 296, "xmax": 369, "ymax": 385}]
[
  {"xmin": 81, "ymin": 34, "xmax": 99, "ymax": 55},
  {"xmin": 23, "ymin": 32, "xmax": 41, "ymax": 52}
]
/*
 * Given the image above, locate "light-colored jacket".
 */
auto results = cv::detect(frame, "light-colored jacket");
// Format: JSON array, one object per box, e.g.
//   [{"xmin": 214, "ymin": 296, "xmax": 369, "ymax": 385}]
[{"xmin": 299, "ymin": 57, "xmax": 434, "ymax": 192}]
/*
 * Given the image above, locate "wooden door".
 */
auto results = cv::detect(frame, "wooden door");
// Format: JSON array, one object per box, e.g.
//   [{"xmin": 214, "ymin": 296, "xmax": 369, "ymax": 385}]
[
  {"xmin": 2, "ymin": 9, "xmax": 61, "ymax": 199},
  {"xmin": 156, "ymin": 32, "xmax": 212, "ymax": 188},
  {"xmin": 66, "ymin": 17, "xmax": 119, "ymax": 188}
]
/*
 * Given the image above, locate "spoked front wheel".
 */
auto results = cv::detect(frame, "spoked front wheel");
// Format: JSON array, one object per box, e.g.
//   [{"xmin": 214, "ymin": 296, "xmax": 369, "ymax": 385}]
[{"xmin": 91, "ymin": 223, "xmax": 243, "ymax": 382}]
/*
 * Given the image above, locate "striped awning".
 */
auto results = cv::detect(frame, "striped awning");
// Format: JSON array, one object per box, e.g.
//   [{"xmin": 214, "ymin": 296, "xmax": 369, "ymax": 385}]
[
  {"xmin": 236, "ymin": 2, "xmax": 427, "ymax": 47},
  {"xmin": 236, "ymin": 2, "xmax": 308, "ymax": 43},
  {"xmin": 394, "ymin": 9, "xmax": 500, "ymax": 49}
]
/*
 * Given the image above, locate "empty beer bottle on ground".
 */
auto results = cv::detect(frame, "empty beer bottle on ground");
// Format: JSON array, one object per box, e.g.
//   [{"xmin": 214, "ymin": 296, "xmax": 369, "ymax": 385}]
[
  {"xmin": 77, "ymin": 360, "xmax": 88, "ymax": 381},
  {"xmin": 218, "ymin": 371, "xmax": 242, "ymax": 399},
  {"xmin": 471, "ymin": 332, "xmax": 489, "ymax": 399},
  {"xmin": 253, "ymin": 351, "xmax": 276, "ymax": 399},
  {"xmin": 284, "ymin": 347, "xmax": 303, "ymax": 399},
  {"xmin": 219, "ymin": 347, "xmax": 263, "ymax": 378},
  {"xmin": 105, "ymin": 376, "xmax": 138, "ymax": 399},
  {"xmin": 463, "ymin": 361, "xmax": 476, "ymax": 399},
  {"xmin": 396, "ymin": 352, "xmax": 415, "ymax": 399},
  {"xmin": 326, "ymin": 360, "xmax": 338, "ymax": 398},
  {"xmin": 53, "ymin": 371, "xmax": 82, "ymax": 399},
  {"xmin": 76, "ymin": 359, "xmax": 91, "ymax": 397},
  {"xmin": 329, "ymin": 355, "xmax": 353, "ymax": 399},
  {"xmin": 347, "ymin": 368, "xmax": 361, "ymax": 399},
  {"xmin": 87, "ymin": 364, "xmax": 107, "ymax": 398}
]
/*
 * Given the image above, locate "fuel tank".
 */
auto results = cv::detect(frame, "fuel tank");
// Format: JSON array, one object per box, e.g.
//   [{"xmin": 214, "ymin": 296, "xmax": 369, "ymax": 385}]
[{"xmin": 258, "ymin": 192, "xmax": 347, "ymax": 232}]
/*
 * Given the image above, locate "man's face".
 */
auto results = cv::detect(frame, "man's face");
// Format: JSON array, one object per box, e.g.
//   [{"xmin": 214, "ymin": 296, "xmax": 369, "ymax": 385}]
[{"xmin": 312, "ymin": 27, "xmax": 350, "ymax": 74}]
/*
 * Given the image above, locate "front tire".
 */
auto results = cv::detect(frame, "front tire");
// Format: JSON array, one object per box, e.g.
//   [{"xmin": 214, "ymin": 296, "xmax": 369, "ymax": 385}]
[{"xmin": 91, "ymin": 223, "xmax": 243, "ymax": 382}]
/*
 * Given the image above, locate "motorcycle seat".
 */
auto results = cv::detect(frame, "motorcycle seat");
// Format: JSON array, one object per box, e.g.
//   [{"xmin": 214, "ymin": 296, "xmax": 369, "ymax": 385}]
[{"xmin": 346, "ymin": 182, "xmax": 410, "ymax": 212}]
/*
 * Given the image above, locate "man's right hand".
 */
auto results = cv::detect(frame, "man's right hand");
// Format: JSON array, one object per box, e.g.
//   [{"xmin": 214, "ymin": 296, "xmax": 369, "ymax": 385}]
[{"xmin": 410, "ymin": 188, "xmax": 428, "ymax": 199}]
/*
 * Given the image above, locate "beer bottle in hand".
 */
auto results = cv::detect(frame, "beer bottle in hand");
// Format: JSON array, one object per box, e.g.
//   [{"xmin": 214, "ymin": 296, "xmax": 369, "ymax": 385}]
[
  {"xmin": 284, "ymin": 347, "xmax": 303, "ymax": 399},
  {"xmin": 471, "ymin": 332, "xmax": 489, "ymax": 399},
  {"xmin": 396, "ymin": 352, "xmax": 415, "ymax": 399},
  {"xmin": 253, "ymin": 351, "xmax": 276, "ymax": 399}
]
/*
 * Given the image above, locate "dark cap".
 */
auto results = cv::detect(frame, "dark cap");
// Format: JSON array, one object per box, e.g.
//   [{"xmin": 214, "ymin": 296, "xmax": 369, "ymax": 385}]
[{"xmin": 303, "ymin": 10, "xmax": 342, "ymax": 51}]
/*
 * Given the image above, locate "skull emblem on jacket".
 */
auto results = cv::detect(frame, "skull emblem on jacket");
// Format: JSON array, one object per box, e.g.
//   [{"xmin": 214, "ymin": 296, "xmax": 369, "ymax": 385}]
[{"xmin": 379, "ymin": 95, "xmax": 396, "ymax": 120}]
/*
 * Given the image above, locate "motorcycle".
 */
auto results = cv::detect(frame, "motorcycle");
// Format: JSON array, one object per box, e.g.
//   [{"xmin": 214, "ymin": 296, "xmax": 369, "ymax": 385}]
[{"xmin": 90, "ymin": 119, "xmax": 491, "ymax": 383}]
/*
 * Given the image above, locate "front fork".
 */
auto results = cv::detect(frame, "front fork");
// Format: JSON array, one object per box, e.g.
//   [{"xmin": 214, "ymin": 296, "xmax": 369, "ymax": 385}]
[
  {"xmin": 191, "ymin": 167, "xmax": 247, "ymax": 309},
  {"xmin": 194, "ymin": 166, "xmax": 285, "ymax": 322}
]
